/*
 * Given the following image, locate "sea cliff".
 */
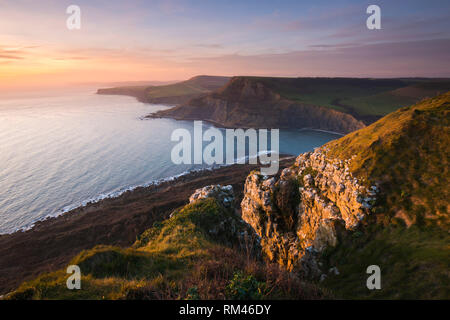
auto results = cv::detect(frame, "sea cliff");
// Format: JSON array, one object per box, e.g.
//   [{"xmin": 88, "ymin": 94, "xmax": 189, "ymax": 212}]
[{"xmin": 150, "ymin": 77, "xmax": 365, "ymax": 134}]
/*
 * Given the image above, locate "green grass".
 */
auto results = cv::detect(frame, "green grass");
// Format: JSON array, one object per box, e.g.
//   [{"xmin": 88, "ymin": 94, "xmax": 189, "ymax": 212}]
[
  {"xmin": 340, "ymin": 92, "xmax": 418, "ymax": 116},
  {"xmin": 7, "ymin": 199, "xmax": 230, "ymax": 299},
  {"xmin": 322, "ymin": 225, "xmax": 450, "ymax": 299},
  {"xmin": 240, "ymin": 77, "xmax": 450, "ymax": 117},
  {"xmin": 309, "ymin": 93, "xmax": 450, "ymax": 299},
  {"xmin": 253, "ymin": 77, "xmax": 402, "ymax": 111},
  {"xmin": 7, "ymin": 198, "xmax": 326, "ymax": 300},
  {"xmin": 326, "ymin": 92, "xmax": 450, "ymax": 228},
  {"xmin": 340, "ymin": 80, "xmax": 450, "ymax": 116}
]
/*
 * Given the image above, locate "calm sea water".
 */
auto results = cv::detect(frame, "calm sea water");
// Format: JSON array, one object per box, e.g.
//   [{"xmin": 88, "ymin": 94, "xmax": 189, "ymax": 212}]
[{"xmin": 0, "ymin": 88, "xmax": 341, "ymax": 234}]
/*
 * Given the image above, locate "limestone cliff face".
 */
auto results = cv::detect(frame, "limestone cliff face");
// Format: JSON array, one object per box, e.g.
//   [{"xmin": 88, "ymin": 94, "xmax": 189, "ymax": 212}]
[
  {"xmin": 240, "ymin": 148, "xmax": 378, "ymax": 276},
  {"xmin": 150, "ymin": 77, "xmax": 365, "ymax": 134}
]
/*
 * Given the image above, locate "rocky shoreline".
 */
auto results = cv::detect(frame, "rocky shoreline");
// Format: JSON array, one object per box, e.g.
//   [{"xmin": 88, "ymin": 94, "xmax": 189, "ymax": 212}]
[{"xmin": 0, "ymin": 158, "xmax": 294, "ymax": 294}]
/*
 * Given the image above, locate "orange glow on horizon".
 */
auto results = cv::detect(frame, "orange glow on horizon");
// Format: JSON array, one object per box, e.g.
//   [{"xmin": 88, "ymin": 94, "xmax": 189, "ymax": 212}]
[{"xmin": 0, "ymin": 52, "xmax": 195, "ymax": 89}]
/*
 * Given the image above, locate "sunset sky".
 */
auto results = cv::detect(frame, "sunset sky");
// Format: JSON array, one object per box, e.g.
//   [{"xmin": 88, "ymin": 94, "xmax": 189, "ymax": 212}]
[{"xmin": 1, "ymin": 0, "xmax": 450, "ymax": 89}]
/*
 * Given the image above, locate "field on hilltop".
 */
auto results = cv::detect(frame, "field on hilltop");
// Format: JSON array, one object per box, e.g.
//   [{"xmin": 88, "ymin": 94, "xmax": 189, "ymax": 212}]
[{"xmin": 248, "ymin": 77, "xmax": 450, "ymax": 122}]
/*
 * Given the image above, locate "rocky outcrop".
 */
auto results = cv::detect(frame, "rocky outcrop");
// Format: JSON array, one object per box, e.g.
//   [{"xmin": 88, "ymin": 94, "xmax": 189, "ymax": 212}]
[
  {"xmin": 150, "ymin": 77, "xmax": 365, "ymax": 134},
  {"xmin": 240, "ymin": 148, "xmax": 379, "ymax": 277},
  {"xmin": 187, "ymin": 184, "xmax": 262, "ymax": 256},
  {"xmin": 189, "ymin": 184, "xmax": 234, "ymax": 208}
]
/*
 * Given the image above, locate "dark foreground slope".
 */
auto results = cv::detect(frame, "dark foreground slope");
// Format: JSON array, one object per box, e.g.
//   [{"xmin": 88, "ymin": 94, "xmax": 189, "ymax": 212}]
[{"xmin": 97, "ymin": 75, "xmax": 230, "ymax": 105}]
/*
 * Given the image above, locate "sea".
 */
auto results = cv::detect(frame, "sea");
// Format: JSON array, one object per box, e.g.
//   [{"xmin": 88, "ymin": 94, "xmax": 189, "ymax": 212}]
[{"xmin": 0, "ymin": 87, "xmax": 341, "ymax": 234}]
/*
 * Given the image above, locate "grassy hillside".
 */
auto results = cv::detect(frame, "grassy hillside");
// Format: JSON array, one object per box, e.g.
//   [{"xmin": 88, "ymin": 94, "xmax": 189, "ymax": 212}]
[
  {"xmin": 327, "ymin": 92, "xmax": 449, "ymax": 228},
  {"xmin": 340, "ymin": 80, "xmax": 450, "ymax": 116},
  {"xmin": 6, "ymin": 199, "xmax": 325, "ymax": 300},
  {"xmin": 319, "ymin": 92, "xmax": 450, "ymax": 299},
  {"xmin": 244, "ymin": 77, "xmax": 450, "ymax": 121},
  {"xmin": 322, "ymin": 224, "xmax": 449, "ymax": 299}
]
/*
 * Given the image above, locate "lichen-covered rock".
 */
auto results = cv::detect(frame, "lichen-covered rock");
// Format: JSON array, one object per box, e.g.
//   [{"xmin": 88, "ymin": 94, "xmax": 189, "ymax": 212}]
[
  {"xmin": 186, "ymin": 185, "xmax": 261, "ymax": 256},
  {"xmin": 189, "ymin": 184, "xmax": 234, "ymax": 208},
  {"xmin": 295, "ymin": 150, "xmax": 377, "ymax": 229},
  {"xmin": 241, "ymin": 148, "xmax": 379, "ymax": 277}
]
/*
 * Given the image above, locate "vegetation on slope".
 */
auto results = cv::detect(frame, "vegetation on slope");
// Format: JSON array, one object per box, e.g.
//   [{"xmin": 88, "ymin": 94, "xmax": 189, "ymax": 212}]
[
  {"xmin": 341, "ymin": 80, "xmax": 450, "ymax": 116},
  {"xmin": 321, "ymin": 224, "xmax": 449, "ymax": 299},
  {"xmin": 318, "ymin": 93, "xmax": 450, "ymax": 299},
  {"xmin": 7, "ymin": 199, "xmax": 326, "ymax": 300},
  {"xmin": 326, "ymin": 92, "xmax": 449, "ymax": 228},
  {"xmin": 250, "ymin": 77, "xmax": 450, "ymax": 119}
]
